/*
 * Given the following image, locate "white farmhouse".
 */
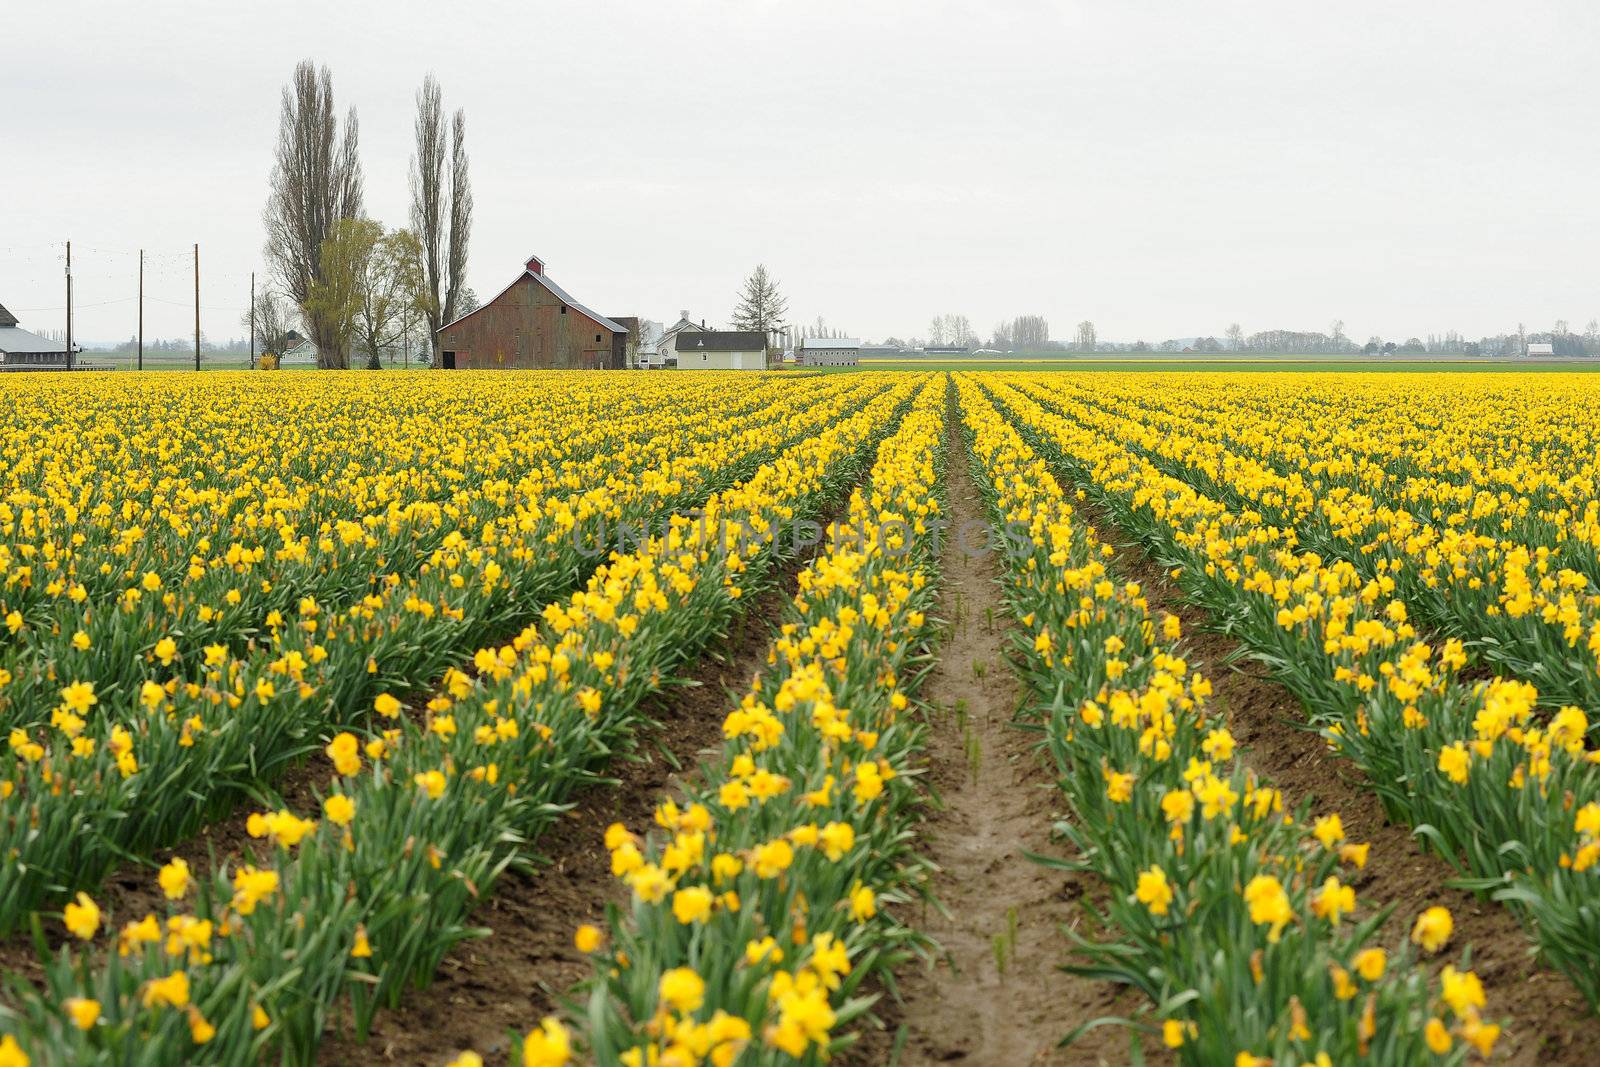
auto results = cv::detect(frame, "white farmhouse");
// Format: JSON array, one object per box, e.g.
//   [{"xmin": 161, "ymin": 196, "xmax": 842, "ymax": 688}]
[
  {"xmin": 276, "ymin": 331, "xmax": 320, "ymax": 367},
  {"xmin": 798, "ymin": 338, "xmax": 860, "ymax": 367},
  {"xmin": 643, "ymin": 310, "xmax": 708, "ymax": 368},
  {"xmin": 1526, "ymin": 342, "xmax": 1555, "ymax": 357},
  {"xmin": 669, "ymin": 330, "xmax": 768, "ymax": 370}
]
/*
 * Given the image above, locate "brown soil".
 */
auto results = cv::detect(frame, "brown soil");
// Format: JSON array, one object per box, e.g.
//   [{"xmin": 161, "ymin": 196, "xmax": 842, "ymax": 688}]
[
  {"xmin": 316, "ymin": 498, "xmax": 856, "ymax": 1066},
  {"xmin": 315, "ymin": 656, "xmax": 737, "ymax": 1065},
  {"xmin": 883, "ymin": 400, "xmax": 1153, "ymax": 1067},
  {"xmin": 1077, "ymin": 496, "xmax": 1600, "ymax": 1066}
]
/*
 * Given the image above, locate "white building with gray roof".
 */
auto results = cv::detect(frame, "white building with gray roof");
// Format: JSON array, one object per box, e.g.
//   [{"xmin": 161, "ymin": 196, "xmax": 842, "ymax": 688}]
[{"xmin": 0, "ymin": 302, "xmax": 73, "ymax": 371}]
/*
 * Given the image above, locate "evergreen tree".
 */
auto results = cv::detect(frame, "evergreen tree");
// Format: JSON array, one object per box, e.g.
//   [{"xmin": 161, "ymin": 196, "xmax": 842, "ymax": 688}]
[{"xmin": 731, "ymin": 265, "xmax": 789, "ymax": 333}]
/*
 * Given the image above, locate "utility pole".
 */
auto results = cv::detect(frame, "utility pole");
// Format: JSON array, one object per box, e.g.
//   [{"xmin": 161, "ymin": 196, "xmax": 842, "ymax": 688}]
[
  {"xmin": 137, "ymin": 250, "xmax": 144, "ymax": 370},
  {"xmin": 65, "ymin": 241, "xmax": 73, "ymax": 372},
  {"xmin": 249, "ymin": 272, "xmax": 256, "ymax": 370},
  {"xmin": 193, "ymin": 243, "xmax": 201, "ymax": 371}
]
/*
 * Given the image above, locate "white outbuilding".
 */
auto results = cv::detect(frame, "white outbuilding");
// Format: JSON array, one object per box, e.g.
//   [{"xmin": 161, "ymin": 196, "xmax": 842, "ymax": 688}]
[
  {"xmin": 1526, "ymin": 342, "xmax": 1555, "ymax": 357},
  {"xmin": 0, "ymin": 302, "xmax": 72, "ymax": 371},
  {"xmin": 668, "ymin": 330, "xmax": 769, "ymax": 370}
]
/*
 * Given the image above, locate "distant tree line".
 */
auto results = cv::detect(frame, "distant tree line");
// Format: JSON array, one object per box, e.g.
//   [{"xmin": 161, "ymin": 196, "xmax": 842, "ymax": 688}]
[
  {"xmin": 107, "ymin": 336, "xmax": 240, "ymax": 354},
  {"xmin": 928, "ymin": 314, "xmax": 980, "ymax": 348},
  {"xmin": 866, "ymin": 316, "xmax": 1600, "ymax": 357},
  {"xmin": 1178, "ymin": 320, "xmax": 1600, "ymax": 357},
  {"xmin": 989, "ymin": 315, "xmax": 1051, "ymax": 350},
  {"xmin": 775, "ymin": 319, "xmax": 853, "ymax": 349}
]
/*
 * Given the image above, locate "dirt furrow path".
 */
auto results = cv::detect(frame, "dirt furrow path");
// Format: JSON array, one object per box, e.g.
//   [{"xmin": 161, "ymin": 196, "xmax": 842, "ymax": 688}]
[
  {"xmin": 1072, "ymin": 494, "xmax": 1600, "ymax": 1067},
  {"xmin": 314, "ymin": 573, "xmax": 805, "ymax": 1065},
  {"xmin": 314, "ymin": 468, "xmax": 876, "ymax": 1065},
  {"xmin": 889, "ymin": 394, "xmax": 1139, "ymax": 1067}
]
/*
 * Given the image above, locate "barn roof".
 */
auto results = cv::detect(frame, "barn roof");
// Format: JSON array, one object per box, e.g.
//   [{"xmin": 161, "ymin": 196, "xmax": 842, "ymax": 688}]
[
  {"xmin": 661, "ymin": 316, "xmax": 706, "ymax": 344},
  {"xmin": 438, "ymin": 262, "xmax": 626, "ymax": 336},
  {"xmin": 675, "ymin": 331, "xmax": 767, "ymax": 352},
  {"xmin": 532, "ymin": 271, "xmax": 625, "ymax": 333},
  {"xmin": 0, "ymin": 326, "xmax": 68, "ymax": 355},
  {"xmin": 0, "ymin": 303, "xmax": 18, "ymax": 329},
  {"xmin": 800, "ymin": 337, "xmax": 861, "ymax": 350}
]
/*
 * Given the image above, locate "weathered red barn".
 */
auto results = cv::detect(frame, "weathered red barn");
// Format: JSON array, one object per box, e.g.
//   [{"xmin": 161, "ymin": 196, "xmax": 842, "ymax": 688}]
[{"xmin": 435, "ymin": 255, "xmax": 628, "ymax": 369}]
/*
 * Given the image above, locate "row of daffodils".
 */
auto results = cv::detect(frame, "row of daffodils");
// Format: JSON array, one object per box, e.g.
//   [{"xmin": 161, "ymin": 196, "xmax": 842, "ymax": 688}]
[
  {"xmin": 517, "ymin": 381, "xmax": 947, "ymax": 1067},
  {"xmin": 2, "ymin": 375, "xmax": 799, "ymax": 718},
  {"xmin": 1027, "ymin": 373, "xmax": 1600, "ymax": 717},
  {"xmin": 0, "ymin": 377, "xmax": 889, "ymax": 936},
  {"xmin": 958, "ymin": 377, "xmax": 1500, "ymax": 1064},
  {"xmin": 982, "ymin": 374, "xmax": 1600, "ymax": 1015},
  {"xmin": 0, "ymin": 378, "xmax": 918, "ymax": 1065}
]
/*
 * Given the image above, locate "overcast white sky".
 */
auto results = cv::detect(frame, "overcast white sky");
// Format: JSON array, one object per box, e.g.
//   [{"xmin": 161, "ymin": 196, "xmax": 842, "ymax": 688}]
[{"xmin": 4, "ymin": 0, "xmax": 1597, "ymax": 345}]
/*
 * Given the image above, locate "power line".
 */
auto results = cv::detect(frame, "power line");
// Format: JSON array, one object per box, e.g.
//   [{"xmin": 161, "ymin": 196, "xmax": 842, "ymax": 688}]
[
  {"xmin": 2, "ymin": 244, "xmax": 199, "ymax": 260},
  {"xmin": 8, "ymin": 297, "xmax": 136, "ymax": 313},
  {"xmin": 145, "ymin": 296, "xmax": 244, "ymax": 312}
]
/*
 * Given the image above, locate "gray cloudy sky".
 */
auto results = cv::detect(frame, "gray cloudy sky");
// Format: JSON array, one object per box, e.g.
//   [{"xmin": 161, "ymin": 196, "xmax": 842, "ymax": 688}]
[{"xmin": 4, "ymin": 0, "xmax": 1597, "ymax": 346}]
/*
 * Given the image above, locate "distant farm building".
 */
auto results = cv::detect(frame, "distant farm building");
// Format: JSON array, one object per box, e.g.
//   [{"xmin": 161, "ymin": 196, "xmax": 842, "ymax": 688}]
[
  {"xmin": 631, "ymin": 319, "xmax": 665, "ymax": 369},
  {"xmin": 923, "ymin": 345, "xmax": 970, "ymax": 355},
  {"xmin": 436, "ymin": 255, "xmax": 628, "ymax": 369},
  {"xmin": 798, "ymin": 338, "xmax": 860, "ymax": 367},
  {"xmin": 669, "ymin": 330, "xmax": 768, "ymax": 370},
  {"xmin": 645, "ymin": 311, "xmax": 707, "ymax": 369},
  {"xmin": 277, "ymin": 332, "xmax": 319, "ymax": 367},
  {"xmin": 610, "ymin": 317, "xmax": 644, "ymax": 369},
  {"xmin": 0, "ymin": 302, "xmax": 73, "ymax": 371},
  {"xmin": 1526, "ymin": 342, "xmax": 1555, "ymax": 357}
]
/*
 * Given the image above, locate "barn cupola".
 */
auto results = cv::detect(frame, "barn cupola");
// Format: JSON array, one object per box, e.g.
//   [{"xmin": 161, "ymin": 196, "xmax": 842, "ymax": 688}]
[{"xmin": 525, "ymin": 255, "xmax": 545, "ymax": 275}]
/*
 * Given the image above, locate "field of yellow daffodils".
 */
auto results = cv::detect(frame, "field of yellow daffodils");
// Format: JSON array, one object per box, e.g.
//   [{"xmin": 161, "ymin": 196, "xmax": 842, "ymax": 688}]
[
  {"xmin": 964, "ymin": 377, "xmax": 1505, "ymax": 1064},
  {"xmin": 982, "ymin": 374, "xmax": 1600, "ymax": 1017},
  {"xmin": 0, "ymin": 371, "xmax": 911, "ymax": 1064},
  {"xmin": 0, "ymin": 369, "xmax": 1597, "ymax": 1065}
]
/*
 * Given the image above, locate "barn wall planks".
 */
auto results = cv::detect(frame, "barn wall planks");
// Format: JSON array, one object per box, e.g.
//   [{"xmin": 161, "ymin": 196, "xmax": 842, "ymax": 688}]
[{"xmin": 439, "ymin": 276, "xmax": 621, "ymax": 369}]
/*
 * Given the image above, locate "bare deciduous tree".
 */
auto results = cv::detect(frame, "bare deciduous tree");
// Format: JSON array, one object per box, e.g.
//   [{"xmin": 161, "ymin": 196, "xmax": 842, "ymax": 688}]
[
  {"xmin": 395, "ymin": 306, "xmax": 432, "ymax": 368},
  {"xmin": 927, "ymin": 314, "xmax": 976, "ymax": 348},
  {"xmin": 1011, "ymin": 314, "xmax": 1049, "ymax": 349},
  {"xmin": 411, "ymin": 75, "xmax": 473, "ymax": 365},
  {"xmin": 242, "ymin": 288, "xmax": 298, "ymax": 363},
  {"xmin": 1075, "ymin": 320, "xmax": 1097, "ymax": 352},
  {"xmin": 950, "ymin": 315, "xmax": 977, "ymax": 348},
  {"xmin": 263, "ymin": 60, "xmax": 364, "ymax": 369}
]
